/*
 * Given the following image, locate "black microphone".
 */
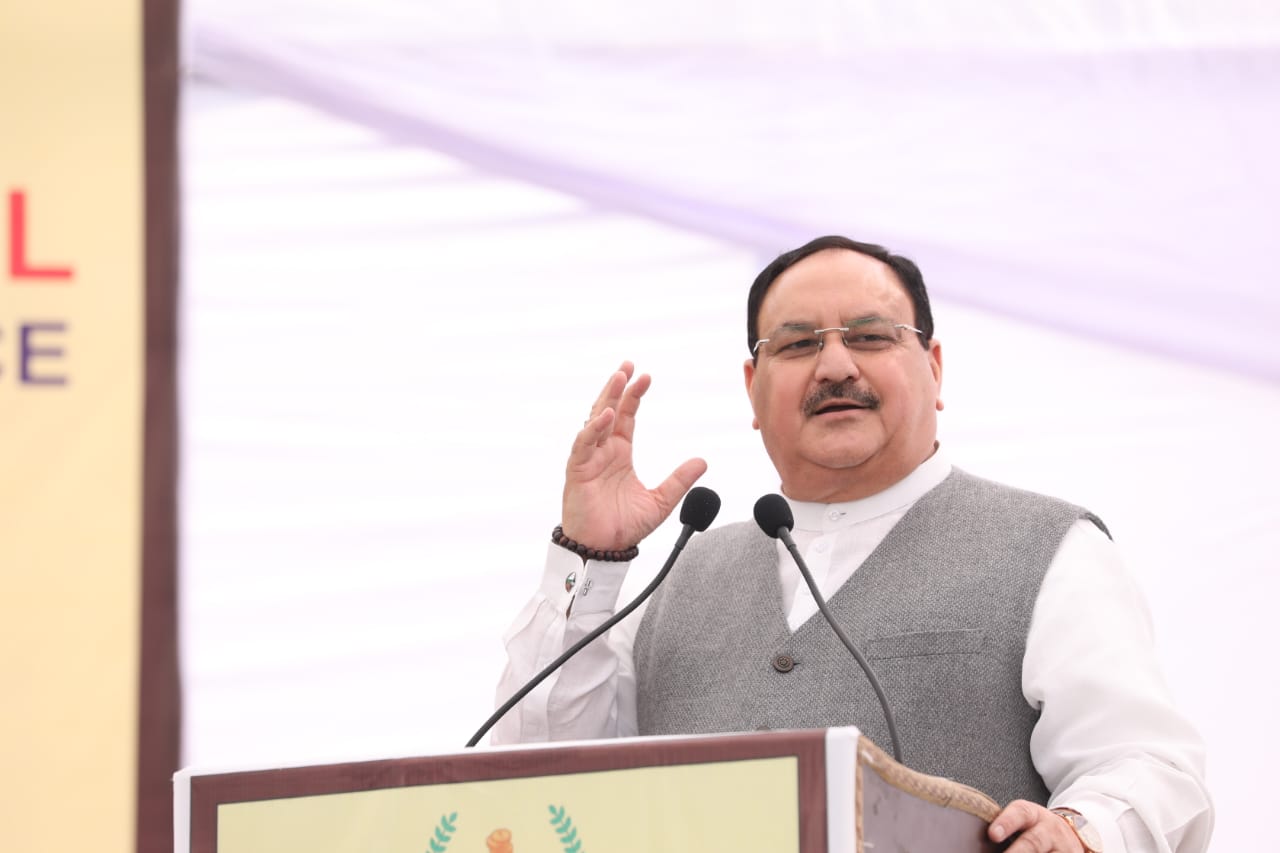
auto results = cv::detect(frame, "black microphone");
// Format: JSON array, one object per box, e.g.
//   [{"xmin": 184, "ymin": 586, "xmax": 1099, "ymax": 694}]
[
  {"xmin": 466, "ymin": 486, "xmax": 722, "ymax": 747},
  {"xmin": 753, "ymin": 493, "xmax": 903, "ymax": 761}
]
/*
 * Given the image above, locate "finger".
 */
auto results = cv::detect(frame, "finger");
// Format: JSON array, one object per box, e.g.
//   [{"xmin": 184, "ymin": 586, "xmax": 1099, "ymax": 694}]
[
  {"xmin": 612, "ymin": 372, "xmax": 652, "ymax": 442},
  {"xmin": 1002, "ymin": 819, "xmax": 1075, "ymax": 853},
  {"xmin": 1002, "ymin": 829, "xmax": 1049, "ymax": 853},
  {"xmin": 992, "ymin": 802, "xmax": 1077, "ymax": 853},
  {"xmin": 588, "ymin": 362, "xmax": 634, "ymax": 420},
  {"xmin": 651, "ymin": 457, "xmax": 709, "ymax": 515},
  {"xmin": 569, "ymin": 408, "xmax": 616, "ymax": 457},
  {"xmin": 989, "ymin": 801, "xmax": 1037, "ymax": 845}
]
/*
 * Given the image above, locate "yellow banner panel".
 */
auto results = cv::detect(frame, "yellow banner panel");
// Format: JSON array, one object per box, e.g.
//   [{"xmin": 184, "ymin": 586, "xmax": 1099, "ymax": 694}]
[
  {"xmin": 219, "ymin": 757, "xmax": 801, "ymax": 853},
  {"xmin": 0, "ymin": 1, "xmax": 145, "ymax": 853}
]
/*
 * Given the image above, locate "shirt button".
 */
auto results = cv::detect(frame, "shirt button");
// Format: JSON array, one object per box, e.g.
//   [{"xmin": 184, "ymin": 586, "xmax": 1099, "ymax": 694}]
[
  {"xmin": 772, "ymin": 653, "xmax": 795, "ymax": 673},
  {"xmin": 828, "ymin": 510, "xmax": 841, "ymax": 521},
  {"xmin": 814, "ymin": 540, "xmax": 829, "ymax": 554}
]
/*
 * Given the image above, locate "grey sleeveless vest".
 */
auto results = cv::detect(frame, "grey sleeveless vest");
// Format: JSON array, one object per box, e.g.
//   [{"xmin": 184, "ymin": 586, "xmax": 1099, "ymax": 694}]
[{"xmin": 633, "ymin": 469, "xmax": 1108, "ymax": 806}]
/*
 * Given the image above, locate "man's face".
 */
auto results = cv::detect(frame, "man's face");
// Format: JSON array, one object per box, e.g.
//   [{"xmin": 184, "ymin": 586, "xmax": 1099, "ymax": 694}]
[{"xmin": 743, "ymin": 248, "xmax": 944, "ymax": 502}]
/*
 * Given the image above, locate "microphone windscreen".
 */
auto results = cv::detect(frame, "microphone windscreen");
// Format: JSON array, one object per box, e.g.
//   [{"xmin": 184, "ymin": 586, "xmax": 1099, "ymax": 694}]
[
  {"xmin": 679, "ymin": 486, "xmax": 722, "ymax": 532},
  {"xmin": 753, "ymin": 493, "xmax": 794, "ymax": 538}
]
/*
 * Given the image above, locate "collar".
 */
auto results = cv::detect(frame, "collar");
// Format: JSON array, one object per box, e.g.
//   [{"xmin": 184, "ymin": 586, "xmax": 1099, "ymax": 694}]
[{"xmin": 786, "ymin": 448, "xmax": 953, "ymax": 533}]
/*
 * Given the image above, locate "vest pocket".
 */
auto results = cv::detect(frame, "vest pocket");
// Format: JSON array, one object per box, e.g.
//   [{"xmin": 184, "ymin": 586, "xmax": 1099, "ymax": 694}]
[{"xmin": 867, "ymin": 629, "xmax": 987, "ymax": 659}]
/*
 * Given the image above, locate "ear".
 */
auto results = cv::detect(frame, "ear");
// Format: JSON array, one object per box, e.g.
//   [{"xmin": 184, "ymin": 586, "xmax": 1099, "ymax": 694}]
[
  {"xmin": 929, "ymin": 339, "xmax": 944, "ymax": 411},
  {"xmin": 743, "ymin": 358, "xmax": 761, "ymax": 429}
]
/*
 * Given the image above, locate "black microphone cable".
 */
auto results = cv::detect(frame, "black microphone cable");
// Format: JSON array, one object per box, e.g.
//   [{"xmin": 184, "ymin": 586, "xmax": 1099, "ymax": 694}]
[
  {"xmin": 753, "ymin": 493, "xmax": 903, "ymax": 761},
  {"xmin": 466, "ymin": 486, "xmax": 721, "ymax": 748}
]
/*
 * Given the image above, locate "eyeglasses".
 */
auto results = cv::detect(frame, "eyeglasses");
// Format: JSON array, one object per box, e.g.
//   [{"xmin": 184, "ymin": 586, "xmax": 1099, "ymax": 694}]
[{"xmin": 752, "ymin": 317, "xmax": 924, "ymax": 360}]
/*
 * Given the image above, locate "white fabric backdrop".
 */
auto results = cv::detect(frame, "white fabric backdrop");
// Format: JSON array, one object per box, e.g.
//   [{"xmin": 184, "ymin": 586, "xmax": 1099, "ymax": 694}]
[{"xmin": 180, "ymin": 5, "xmax": 1280, "ymax": 849}]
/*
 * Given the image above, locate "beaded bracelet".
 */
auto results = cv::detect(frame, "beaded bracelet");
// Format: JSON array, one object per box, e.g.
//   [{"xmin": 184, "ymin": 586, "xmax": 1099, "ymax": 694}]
[{"xmin": 552, "ymin": 525, "xmax": 639, "ymax": 562}]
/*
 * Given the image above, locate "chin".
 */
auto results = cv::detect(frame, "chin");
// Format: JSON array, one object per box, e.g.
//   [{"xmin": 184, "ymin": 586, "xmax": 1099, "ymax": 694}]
[
  {"xmin": 800, "ymin": 442, "xmax": 880, "ymax": 473},
  {"xmin": 814, "ymin": 424, "xmax": 881, "ymax": 454}
]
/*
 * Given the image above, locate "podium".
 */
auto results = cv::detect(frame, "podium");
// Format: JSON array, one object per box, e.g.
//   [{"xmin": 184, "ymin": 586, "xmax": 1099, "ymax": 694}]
[{"xmin": 174, "ymin": 728, "xmax": 1001, "ymax": 853}]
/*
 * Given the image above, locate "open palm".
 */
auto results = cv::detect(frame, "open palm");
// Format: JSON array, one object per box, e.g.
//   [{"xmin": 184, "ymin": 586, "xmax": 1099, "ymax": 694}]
[{"xmin": 561, "ymin": 363, "xmax": 706, "ymax": 552}]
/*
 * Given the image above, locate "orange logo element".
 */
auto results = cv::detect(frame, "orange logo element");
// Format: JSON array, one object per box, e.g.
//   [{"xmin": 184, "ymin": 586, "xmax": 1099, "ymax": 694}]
[{"xmin": 485, "ymin": 828, "xmax": 513, "ymax": 852}]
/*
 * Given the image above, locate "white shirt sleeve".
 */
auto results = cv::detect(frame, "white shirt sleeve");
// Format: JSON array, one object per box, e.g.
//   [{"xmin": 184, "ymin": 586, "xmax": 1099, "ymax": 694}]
[
  {"xmin": 490, "ymin": 543, "xmax": 640, "ymax": 744},
  {"xmin": 1025, "ymin": 520, "xmax": 1214, "ymax": 853}
]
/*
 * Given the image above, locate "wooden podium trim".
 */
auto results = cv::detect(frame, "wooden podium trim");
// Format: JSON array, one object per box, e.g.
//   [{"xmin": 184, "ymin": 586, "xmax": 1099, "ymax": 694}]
[
  {"xmin": 188, "ymin": 730, "xmax": 828, "ymax": 853},
  {"xmin": 854, "ymin": 736, "xmax": 1002, "ymax": 853},
  {"xmin": 138, "ymin": 1, "xmax": 181, "ymax": 852},
  {"xmin": 855, "ymin": 737, "xmax": 999, "ymax": 821}
]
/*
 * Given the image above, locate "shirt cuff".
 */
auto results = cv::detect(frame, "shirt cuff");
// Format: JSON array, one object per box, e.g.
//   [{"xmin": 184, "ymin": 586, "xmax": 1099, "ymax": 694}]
[
  {"xmin": 1052, "ymin": 793, "xmax": 1131, "ymax": 853},
  {"xmin": 541, "ymin": 542, "xmax": 631, "ymax": 615}
]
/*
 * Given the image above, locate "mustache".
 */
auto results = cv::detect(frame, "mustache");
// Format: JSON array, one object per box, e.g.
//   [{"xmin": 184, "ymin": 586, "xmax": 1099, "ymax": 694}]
[{"xmin": 803, "ymin": 381, "xmax": 880, "ymax": 416}]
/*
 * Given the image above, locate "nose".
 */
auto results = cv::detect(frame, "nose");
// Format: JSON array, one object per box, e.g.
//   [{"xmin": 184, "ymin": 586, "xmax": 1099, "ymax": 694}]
[{"xmin": 813, "ymin": 329, "xmax": 860, "ymax": 383}]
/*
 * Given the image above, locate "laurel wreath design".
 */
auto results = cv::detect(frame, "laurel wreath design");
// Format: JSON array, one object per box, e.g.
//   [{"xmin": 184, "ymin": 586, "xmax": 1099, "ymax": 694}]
[
  {"xmin": 548, "ymin": 804, "xmax": 584, "ymax": 853},
  {"xmin": 427, "ymin": 812, "xmax": 458, "ymax": 853}
]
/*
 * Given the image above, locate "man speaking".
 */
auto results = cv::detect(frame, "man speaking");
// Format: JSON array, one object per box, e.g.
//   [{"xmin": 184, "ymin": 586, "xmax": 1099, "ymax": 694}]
[{"xmin": 492, "ymin": 236, "xmax": 1212, "ymax": 853}]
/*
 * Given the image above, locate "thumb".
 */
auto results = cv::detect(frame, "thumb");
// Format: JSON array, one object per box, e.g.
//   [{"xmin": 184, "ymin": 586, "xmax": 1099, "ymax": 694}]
[{"xmin": 652, "ymin": 457, "xmax": 709, "ymax": 516}]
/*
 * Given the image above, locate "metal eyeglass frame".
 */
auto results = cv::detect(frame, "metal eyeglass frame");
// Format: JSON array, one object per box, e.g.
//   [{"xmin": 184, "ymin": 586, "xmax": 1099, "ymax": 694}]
[{"xmin": 752, "ymin": 320, "xmax": 925, "ymax": 358}]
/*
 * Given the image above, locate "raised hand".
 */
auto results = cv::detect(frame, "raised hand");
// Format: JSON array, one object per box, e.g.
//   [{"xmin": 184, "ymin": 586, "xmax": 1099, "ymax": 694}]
[{"xmin": 561, "ymin": 362, "xmax": 707, "ymax": 553}]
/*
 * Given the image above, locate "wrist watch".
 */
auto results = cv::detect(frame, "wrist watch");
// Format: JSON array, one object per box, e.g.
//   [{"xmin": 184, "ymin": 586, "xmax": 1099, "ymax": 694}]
[{"xmin": 1050, "ymin": 807, "xmax": 1103, "ymax": 853}]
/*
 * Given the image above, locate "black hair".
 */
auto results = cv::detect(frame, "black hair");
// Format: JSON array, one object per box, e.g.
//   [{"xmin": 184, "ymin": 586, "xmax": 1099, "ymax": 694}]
[{"xmin": 746, "ymin": 235, "xmax": 933, "ymax": 359}]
